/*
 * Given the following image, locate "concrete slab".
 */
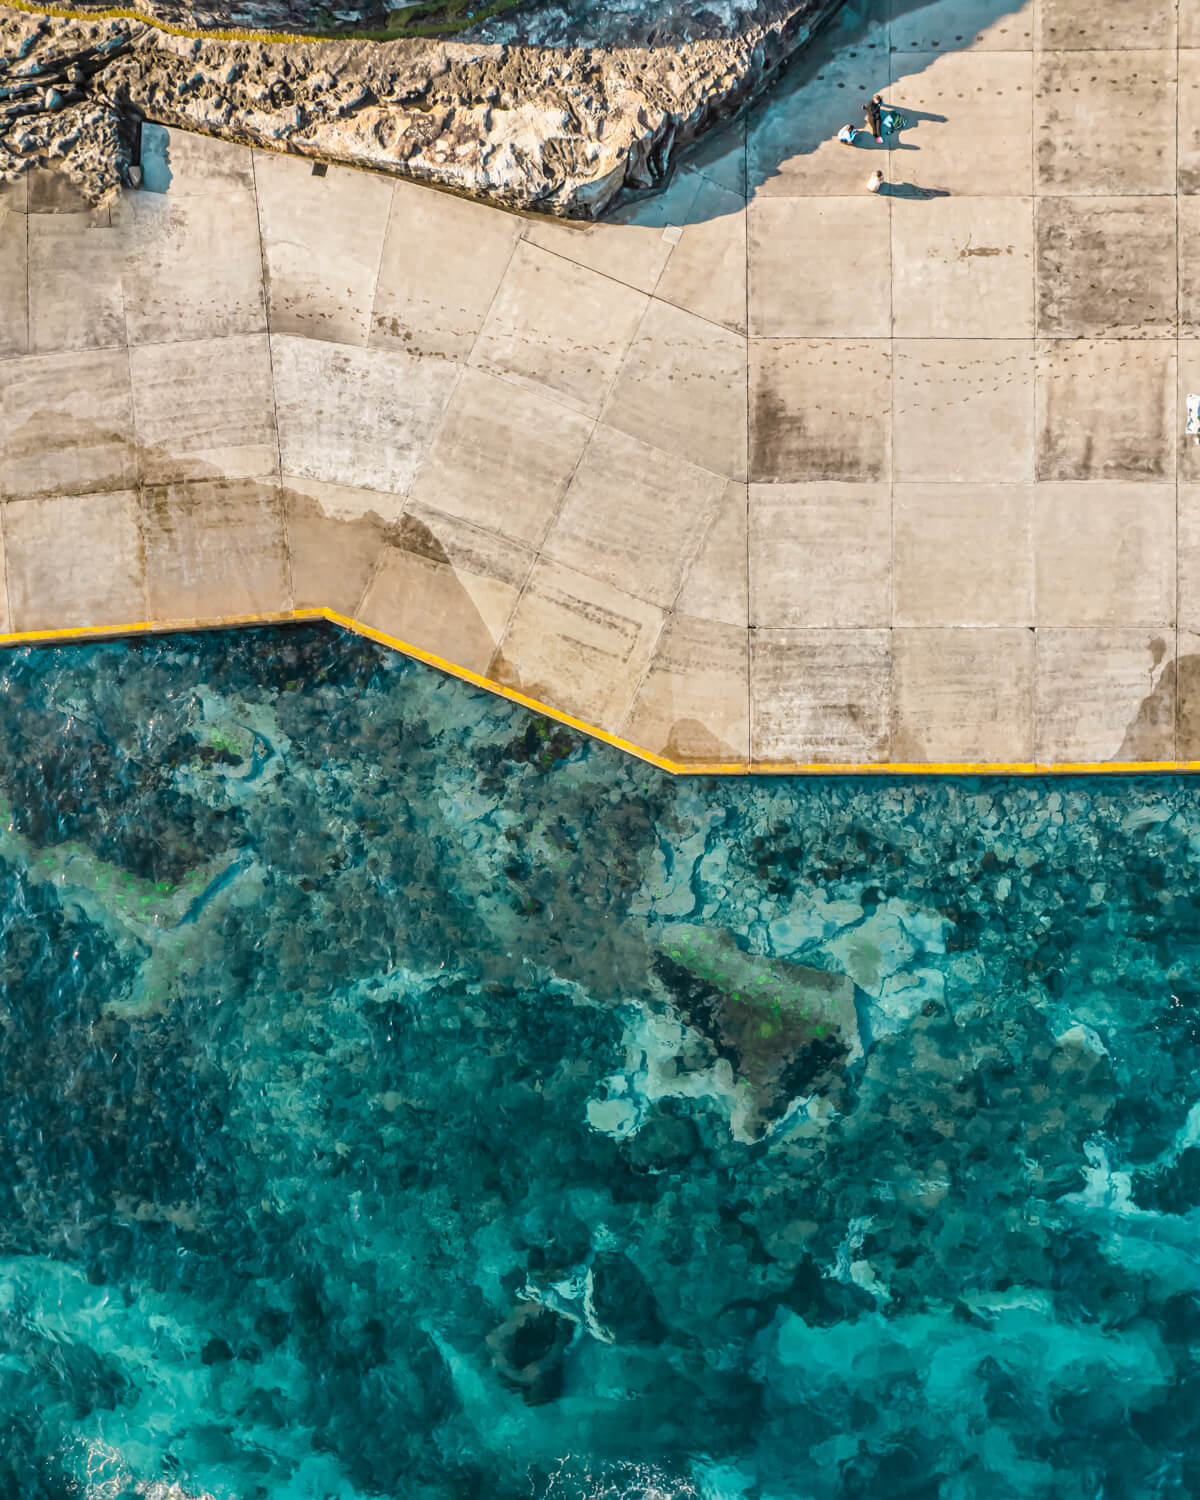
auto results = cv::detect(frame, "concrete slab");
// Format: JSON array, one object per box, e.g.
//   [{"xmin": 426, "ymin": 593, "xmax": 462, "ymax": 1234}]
[
  {"xmin": 370, "ymin": 180, "xmax": 520, "ymax": 361},
  {"xmin": 129, "ymin": 335, "xmax": 278, "ymax": 485},
  {"xmin": 9, "ymin": 19, "xmax": 1200, "ymax": 769},
  {"xmin": 117, "ymin": 189, "xmax": 267, "ymax": 346},
  {"xmin": 141, "ymin": 124, "xmax": 256, "ymax": 197},
  {"xmin": 0, "ymin": 524, "xmax": 8, "ymax": 632},
  {"xmin": 0, "ymin": 348, "xmax": 136, "ymax": 501},
  {"xmin": 357, "ymin": 505, "xmax": 533, "ymax": 676},
  {"xmin": 493, "ymin": 558, "xmax": 665, "ymax": 734},
  {"xmin": 27, "ymin": 211, "xmax": 125, "ymax": 354},
  {"xmin": 1179, "ymin": 202, "xmax": 1200, "ymax": 335},
  {"xmin": 749, "ymin": 339, "xmax": 891, "ymax": 482},
  {"xmin": 622, "ymin": 613, "xmax": 749, "ymax": 764},
  {"xmin": 523, "ymin": 169, "xmax": 704, "ymax": 295},
  {"xmin": 890, "ymin": 0, "xmax": 1034, "ymax": 51},
  {"xmin": 24, "ymin": 169, "xmax": 90, "ymax": 215},
  {"xmin": 1035, "ymin": 482, "xmax": 1175, "ymax": 627},
  {"xmin": 602, "ymin": 298, "xmax": 747, "ymax": 480},
  {"xmin": 1185, "ymin": 3, "xmax": 1200, "ymax": 49},
  {"xmin": 749, "ymin": 481, "xmax": 890, "ymax": 627},
  {"xmin": 283, "ymin": 476, "xmax": 400, "ymax": 614},
  {"xmin": 543, "ymin": 424, "xmax": 727, "ymax": 608},
  {"xmin": 142, "ymin": 477, "xmax": 290, "ymax": 621},
  {"xmin": 1176, "ymin": 340, "xmax": 1200, "ymax": 483},
  {"xmin": 893, "ymin": 339, "xmax": 1034, "ymax": 482},
  {"xmin": 0, "ymin": 207, "xmax": 27, "ymax": 358},
  {"xmin": 1036, "ymin": 51, "xmax": 1176, "ymax": 196},
  {"xmin": 4, "ymin": 490, "xmax": 145, "ymax": 631},
  {"xmin": 1181, "ymin": 486, "xmax": 1200, "ymax": 633},
  {"xmin": 682, "ymin": 115, "xmax": 748, "ymax": 199},
  {"xmin": 893, "ymin": 483, "xmax": 1033, "ymax": 626},
  {"xmin": 891, "ymin": 627, "xmax": 1034, "ymax": 761},
  {"xmin": 1037, "ymin": 197, "xmax": 1177, "ymax": 339},
  {"xmin": 1036, "ymin": 0, "xmax": 1176, "ymax": 51},
  {"xmin": 278, "ymin": 473, "xmax": 407, "ymax": 524},
  {"xmin": 255, "ymin": 152, "xmax": 393, "ymax": 348},
  {"xmin": 746, "ymin": 0, "xmax": 891, "ymax": 198},
  {"xmin": 750, "ymin": 628, "xmax": 891, "ymax": 764},
  {"xmin": 1036, "ymin": 339, "xmax": 1175, "ymax": 481},
  {"xmin": 273, "ymin": 334, "xmax": 458, "ymax": 495},
  {"xmin": 748, "ymin": 196, "xmax": 890, "ymax": 338},
  {"xmin": 891, "ymin": 196, "xmax": 1035, "ymax": 338},
  {"xmin": 409, "ymin": 364, "xmax": 593, "ymax": 549},
  {"xmin": 471, "ymin": 241, "xmax": 649, "ymax": 419},
  {"xmin": 886, "ymin": 50, "xmax": 1033, "ymax": 196},
  {"xmin": 1179, "ymin": 50, "xmax": 1200, "ymax": 195},
  {"xmin": 0, "ymin": 177, "xmax": 28, "ymax": 214},
  {"xmin": 1036, "ymin": 627, "xmax": 1176, "ymax": 761},
  {"xmin": 675, "ymin": 481, "xmax": 749, "ymax": 628},
  {"xmin": 652, "ymin": 177, "xmax": 747, "ymax": 334}
]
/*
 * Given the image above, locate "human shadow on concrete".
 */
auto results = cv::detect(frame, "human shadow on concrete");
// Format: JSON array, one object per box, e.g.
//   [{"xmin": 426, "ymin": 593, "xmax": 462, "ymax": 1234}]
[
  {"xmin": 878, "ymin": 179, "xmax": 952, "ymax": 196},
  {"xmin": 873, "ymin": 104, "xmax": 951, "ymax": 151},
  {"xmin": 674, "ymin": 0, "xmax": 1030, "ymax": 212},
  {"xmin": 837, "ymin": 108, "xmax": 949, "ymax": 152}
]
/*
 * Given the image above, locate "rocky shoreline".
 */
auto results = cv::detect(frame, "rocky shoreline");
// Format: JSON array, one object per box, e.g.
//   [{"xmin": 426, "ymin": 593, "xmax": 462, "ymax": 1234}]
[{"xmin": 0, "ymin": 0, "xmax": 844, "ymax": 216}]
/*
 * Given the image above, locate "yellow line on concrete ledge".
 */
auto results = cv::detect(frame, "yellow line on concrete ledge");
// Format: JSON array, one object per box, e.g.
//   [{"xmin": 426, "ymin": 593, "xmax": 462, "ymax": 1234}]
[
  {"xmin": 3, "ymin": 0, "xmax": 330, "ymax": 42},
  {"xmin": 1, "ymin": 607, "xmax": 1199, "ymax": 778},
  {"xmin": 2, "ymin": 0, "xmax": 529, "ymax": 45}
]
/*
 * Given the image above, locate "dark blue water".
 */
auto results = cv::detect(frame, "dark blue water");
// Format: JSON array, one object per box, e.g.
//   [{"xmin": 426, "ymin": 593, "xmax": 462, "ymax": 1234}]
[{"xmin": 2, "ymin": 625, "xmax": 1199, "ymax": 1500}]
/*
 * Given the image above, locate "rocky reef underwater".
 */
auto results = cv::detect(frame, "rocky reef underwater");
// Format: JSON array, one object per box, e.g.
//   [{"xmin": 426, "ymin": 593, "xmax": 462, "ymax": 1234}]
[{"xmin": 3, "ymin": 623, "xmax": 1200, "ymax": 1498}]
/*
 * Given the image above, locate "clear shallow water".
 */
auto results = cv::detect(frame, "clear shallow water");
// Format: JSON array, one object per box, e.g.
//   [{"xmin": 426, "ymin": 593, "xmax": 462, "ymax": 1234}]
[{"xmin": 2, "ymin": 626, "xmax": 1200, "ymax": 1500}]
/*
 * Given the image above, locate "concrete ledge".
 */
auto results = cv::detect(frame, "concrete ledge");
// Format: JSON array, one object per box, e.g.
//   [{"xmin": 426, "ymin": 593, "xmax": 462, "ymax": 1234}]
[
  {"xmin": 2, "ymin": 606, "xmax": 1197, "ymax": 777},
  {"xmin": 7, "ymin": 3, "xmax": 1200, "ymax": 775}
]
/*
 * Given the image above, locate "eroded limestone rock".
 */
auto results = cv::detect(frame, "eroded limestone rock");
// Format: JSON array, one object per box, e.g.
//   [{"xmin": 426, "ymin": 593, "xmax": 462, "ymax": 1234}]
[{"xmin": 0, "ymin": 0, "xmax": 844, "ymax": 216}]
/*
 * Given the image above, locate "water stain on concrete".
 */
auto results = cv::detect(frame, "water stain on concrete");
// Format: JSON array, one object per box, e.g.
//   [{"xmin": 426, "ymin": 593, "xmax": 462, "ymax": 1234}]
[
  {"xmin": 1118, "ymin": 635, "xmax": 1175, "ymax": 761},
  {"xmin": 1174, "ymin": 652, "xmax": 1200, "ymax": 760}
]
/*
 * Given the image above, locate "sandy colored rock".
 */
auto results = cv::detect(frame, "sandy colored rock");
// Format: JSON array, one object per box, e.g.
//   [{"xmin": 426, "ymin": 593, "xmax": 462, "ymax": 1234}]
[{"xmin": 0, "ymin": 0, "xmax": 844, "ymax": 219}]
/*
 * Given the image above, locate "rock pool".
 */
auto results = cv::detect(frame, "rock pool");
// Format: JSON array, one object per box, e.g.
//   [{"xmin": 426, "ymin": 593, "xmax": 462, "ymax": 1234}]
[{"xmin": 2, "ymin": 624, "xmax": 1199, "ymax": 1499}]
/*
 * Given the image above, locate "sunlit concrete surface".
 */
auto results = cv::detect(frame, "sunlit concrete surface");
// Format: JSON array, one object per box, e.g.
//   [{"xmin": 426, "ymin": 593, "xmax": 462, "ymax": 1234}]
[{"xmin": 3, "ymin": 0, "xmax": 1200, "ymax": 769}]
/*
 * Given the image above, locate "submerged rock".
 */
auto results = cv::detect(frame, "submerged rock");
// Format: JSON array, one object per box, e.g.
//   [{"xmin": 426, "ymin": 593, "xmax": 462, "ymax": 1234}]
[
  {"xmin": 485, "ymin": 1302, "xmax": 574, "ymax": 1404},
  {"xmin": 655, "ymin": 922, "xmax": 861, "ymax": 1132}
]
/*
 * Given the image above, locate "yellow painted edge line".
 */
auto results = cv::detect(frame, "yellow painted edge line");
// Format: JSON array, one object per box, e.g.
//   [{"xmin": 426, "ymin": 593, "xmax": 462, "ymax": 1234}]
[
  {"xmin": 322, "ymin": 608, "xmax": 689, "ymax": 773},
  {"xmin": 2, "ymin": 607, "xmax": 1200, "ymax": 778},
  {"xmin": 3, "ymin": 0, "xmax": 334, "ymax": 42},
  {"xmin": 1, "ymin": 0, "xmax": 530, "ymax": 45}
]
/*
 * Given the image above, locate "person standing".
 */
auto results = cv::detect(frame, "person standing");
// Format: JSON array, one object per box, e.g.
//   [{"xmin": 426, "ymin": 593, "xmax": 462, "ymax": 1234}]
[{"xmin": 863, "ymin": 93, "xmax": 883, "ymax": 143}]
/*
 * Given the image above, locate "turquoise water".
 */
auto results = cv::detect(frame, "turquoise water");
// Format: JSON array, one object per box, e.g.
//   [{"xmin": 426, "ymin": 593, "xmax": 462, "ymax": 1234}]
[{"xmin": 2, "ymin": 625, "xmax": 1200, "ymax": 1499}]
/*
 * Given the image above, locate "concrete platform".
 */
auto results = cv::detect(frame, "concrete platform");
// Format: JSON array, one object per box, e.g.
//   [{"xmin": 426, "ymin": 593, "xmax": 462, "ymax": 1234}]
[{"xmin": 2, "ymin": 0, "xmax": 1198, "ymax": 773}]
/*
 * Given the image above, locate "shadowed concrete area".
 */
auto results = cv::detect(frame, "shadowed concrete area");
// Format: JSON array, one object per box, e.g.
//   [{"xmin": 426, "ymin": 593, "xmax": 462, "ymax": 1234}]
[{"xmin": 3, "ymin": 0, "xmax": 1200, "ymax": 769}]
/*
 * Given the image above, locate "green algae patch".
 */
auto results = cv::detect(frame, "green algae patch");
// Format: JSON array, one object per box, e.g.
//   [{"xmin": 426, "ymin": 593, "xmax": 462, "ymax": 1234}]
[{"xmin": 656, "ymin": 922, "xmax": 861, "ymax": 1132}]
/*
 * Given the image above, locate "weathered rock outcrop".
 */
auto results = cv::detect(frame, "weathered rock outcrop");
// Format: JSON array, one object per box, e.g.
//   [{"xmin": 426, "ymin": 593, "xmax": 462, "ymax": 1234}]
[{"xmin": 0, "ymin": 0, "xmax": 845, "ymax": 216}]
